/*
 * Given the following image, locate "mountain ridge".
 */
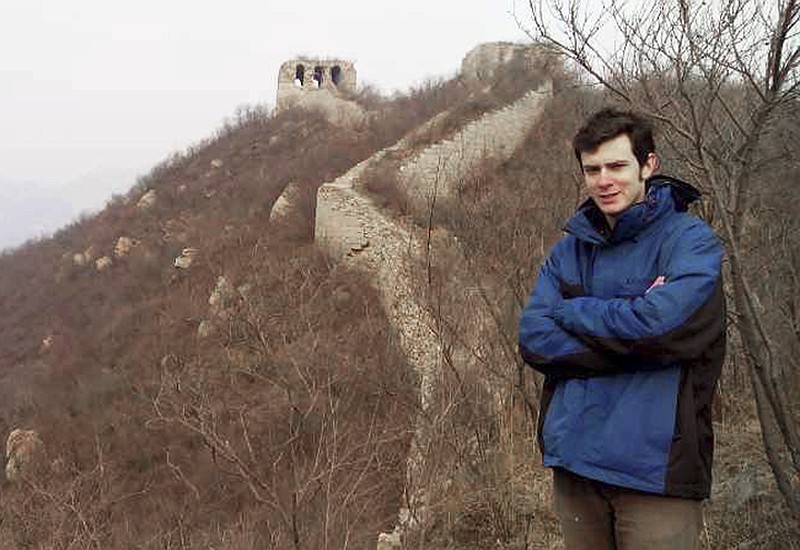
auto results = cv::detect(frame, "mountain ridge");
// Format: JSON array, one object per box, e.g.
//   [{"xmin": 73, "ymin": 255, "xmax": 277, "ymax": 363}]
[{"xmin": 0, "ymin": 43, "xmax": 793, "ymax": 548}]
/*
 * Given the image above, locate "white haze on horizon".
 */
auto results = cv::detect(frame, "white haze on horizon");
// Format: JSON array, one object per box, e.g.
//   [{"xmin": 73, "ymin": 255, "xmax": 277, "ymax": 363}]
[{"xmin": 0, "ymin": 0, "xmax": 530, "ymax": 251}]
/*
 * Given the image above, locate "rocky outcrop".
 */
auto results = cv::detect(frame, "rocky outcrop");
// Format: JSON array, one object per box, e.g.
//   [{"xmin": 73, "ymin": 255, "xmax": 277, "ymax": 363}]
[
  {"xmin": 5, "ymin": 429, "xmax": 45, "ymax": 482},
  {"xmin": 72, "ymin": 246, "xmax": 95, "ymax": 267},
  {"xmin": 461, "ymin": 42, "xmax": 543, "ymax": 86},
  {"xmin": 114, "ymin": 236, "xmax": 138, "ymax": 258},
  {"xmin": 95, "ymin": 256, "xmax": 112, "ymax": 271},
  {"xmin": 137, "ymin": 189, "xmax": 157, "ymax": 210},
  {"xmin": 269, "ymin": 182, "xmax": 303, "ymax": 222},
  {"xmin": 174, "ymin": 248, "xmax": 199, "ymax": 269}
]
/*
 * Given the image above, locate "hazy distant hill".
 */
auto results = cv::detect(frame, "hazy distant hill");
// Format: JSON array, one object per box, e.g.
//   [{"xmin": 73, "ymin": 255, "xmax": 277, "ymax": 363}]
[
  {"xmin": 0, "ymin": 180, "xmax": 75, "ymax": 251},
  {"xmin": 0, "ymin": 168, "xmax": 141, "ymax": 252}
]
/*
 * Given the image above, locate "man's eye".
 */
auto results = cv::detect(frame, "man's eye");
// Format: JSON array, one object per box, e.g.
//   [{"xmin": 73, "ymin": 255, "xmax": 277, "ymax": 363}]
[{"xmin": 584, "ymin": 167, "xmax": 600, "ymax": 175}]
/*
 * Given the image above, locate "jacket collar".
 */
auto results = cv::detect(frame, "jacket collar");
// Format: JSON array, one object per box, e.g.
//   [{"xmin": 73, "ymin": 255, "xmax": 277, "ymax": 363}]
[{"xmin": 564, "ymin": 175, "xmax": 701, "ymax": 245}]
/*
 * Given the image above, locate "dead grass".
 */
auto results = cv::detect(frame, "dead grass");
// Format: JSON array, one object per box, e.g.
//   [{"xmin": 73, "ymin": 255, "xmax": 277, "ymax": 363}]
[{"xmin": 0, "ymin": 57, "xmax": 796, "ymax": 548}]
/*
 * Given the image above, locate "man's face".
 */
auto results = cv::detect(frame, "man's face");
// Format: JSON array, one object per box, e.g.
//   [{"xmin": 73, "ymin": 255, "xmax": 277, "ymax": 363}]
[{"xmin": 580, "ymin": 134, "xmax": 656, "ymax": 227}]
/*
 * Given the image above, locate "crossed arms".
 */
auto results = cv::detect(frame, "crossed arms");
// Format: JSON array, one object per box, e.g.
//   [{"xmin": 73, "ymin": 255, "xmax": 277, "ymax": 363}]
[{"xmin": 518, "ymin": 222, "xmax": 725, "ymax": 378}]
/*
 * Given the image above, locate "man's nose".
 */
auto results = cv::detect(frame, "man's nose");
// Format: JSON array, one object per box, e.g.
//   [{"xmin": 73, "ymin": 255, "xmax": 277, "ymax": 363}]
[{"xmin": 597, "ymin": 168, "xmax": 614, "ymax": 186}]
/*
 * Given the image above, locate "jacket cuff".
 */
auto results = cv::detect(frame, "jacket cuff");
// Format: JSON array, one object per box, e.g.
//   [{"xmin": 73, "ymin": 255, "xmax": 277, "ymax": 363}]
[{"xmin": 552, "ymin": 300, "xmax": 570, "ymax": 329}]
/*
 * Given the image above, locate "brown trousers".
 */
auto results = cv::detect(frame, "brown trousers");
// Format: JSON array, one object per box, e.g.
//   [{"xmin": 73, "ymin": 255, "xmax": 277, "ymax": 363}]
[{"xmin": 553, "ymin": 468, "xmax": 703, "ymax": 550}]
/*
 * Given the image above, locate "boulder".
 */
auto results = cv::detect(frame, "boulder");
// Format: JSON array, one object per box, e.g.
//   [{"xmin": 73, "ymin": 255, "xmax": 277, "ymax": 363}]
[
  {"xmin": 209, "ymin": 276, "xmax": 237, "ymax": 316},
  {"xmin": 137, "ymin": 189, "xmax": 157, "ymax": 210},
  {"xmin": 40, "ymin": 334, "xmax": 53, "ymax": 352},
  {"xmin": 174, "ymin": 248, "xmax": 199, "ymax": 269},
  {"xmin": 197, "ymin": 319, "xmax": 213, "ymax": 338},
  {"xmin": 5, "ymin": 429, "xmax": 46, "ymax": 482},
  {"xmin": 114, "ymin": 236, "xmax": 138, "ymax": 258},
  {"xmin": 377, "ymin": 530, "xmax": 401, "ymax": 549},
  {"xmin": 95, "ymin": 256, "xmax": 113, "ymax": 271},
  {"xmin": 72, "ymin": 246, "xmax": 95, "ymax": 267},
  {"xmin": 269, "ymin": 182, "xmax": 303, "ymax": 222}
]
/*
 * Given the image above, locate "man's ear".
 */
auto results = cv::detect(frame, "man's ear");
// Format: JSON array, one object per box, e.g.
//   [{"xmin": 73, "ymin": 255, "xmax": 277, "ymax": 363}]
[{"xmin": 641, "ymin": 152, "xmax": 659, "ymax": 179}]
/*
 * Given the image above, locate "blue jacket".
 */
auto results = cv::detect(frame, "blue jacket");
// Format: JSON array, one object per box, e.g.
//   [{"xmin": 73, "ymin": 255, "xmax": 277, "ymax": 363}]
[{"xmin": 519, "ymin": 176, "xmax": 726, "ymax": 498}]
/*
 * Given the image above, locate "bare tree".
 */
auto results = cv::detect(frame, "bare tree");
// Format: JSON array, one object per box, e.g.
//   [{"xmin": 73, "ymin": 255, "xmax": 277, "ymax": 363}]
[{"xmin": 518, "ymin": 0, "xmax": 800, "ymax": 515}]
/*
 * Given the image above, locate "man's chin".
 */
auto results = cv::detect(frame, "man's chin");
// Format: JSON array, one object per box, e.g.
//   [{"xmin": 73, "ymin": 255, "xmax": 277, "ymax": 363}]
[{"xmin": 597, "ymin": 204, "xmax": 623, "ymax": 217}]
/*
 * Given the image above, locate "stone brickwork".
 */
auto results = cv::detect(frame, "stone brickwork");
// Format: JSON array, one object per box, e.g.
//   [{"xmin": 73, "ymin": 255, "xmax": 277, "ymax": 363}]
[
  {"xmin": 276, "ymin": 58, "xmax": 364, "ymax": 126},
  {"xmin": 277, "ymin": 59, "xmax": 356, "ymax": 106},
  {"xmin": 317, "ymin": 171, "xmax": 442, "ymax": 545},
  {"xmin": 315, "ymin": 153, "xmax": 386, "ymax": 258},
  {"xmin": 396, "ymin": 81, "xmax": 552, "ymax": 212},
  {"xmin": 313, "ymin": 44, "xmax": 553, "ymax": 546}
]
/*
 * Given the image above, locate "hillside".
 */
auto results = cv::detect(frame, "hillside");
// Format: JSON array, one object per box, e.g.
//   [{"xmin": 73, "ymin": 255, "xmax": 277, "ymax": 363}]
[{"xmin": 0, "ymin": 43, "xmax": 797, "ymax": 549}]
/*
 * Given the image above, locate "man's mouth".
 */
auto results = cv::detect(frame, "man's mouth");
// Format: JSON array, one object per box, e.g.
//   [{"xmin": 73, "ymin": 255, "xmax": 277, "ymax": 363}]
[{"xmin": 598, "ymin": 192, "xmax": 618, "ymax": 203}]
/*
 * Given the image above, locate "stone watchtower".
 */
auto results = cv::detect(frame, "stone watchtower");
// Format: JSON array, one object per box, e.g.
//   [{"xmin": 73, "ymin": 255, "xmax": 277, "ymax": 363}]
[{"xmin": 276, "ymin": 59, "xmax": 357, "ymax": 112}]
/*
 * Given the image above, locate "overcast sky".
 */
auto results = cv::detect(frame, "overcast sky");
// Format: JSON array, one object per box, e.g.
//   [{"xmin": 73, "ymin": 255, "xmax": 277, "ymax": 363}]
[{"xmin": 0, "ymin": 0, "xmax": 531, "ymax": 250}]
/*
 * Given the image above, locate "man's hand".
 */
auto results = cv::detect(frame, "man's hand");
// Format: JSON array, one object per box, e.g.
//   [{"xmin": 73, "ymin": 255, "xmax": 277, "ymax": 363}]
[{"xmin": 645, "ymin": 276, "xmax": 666, "ymax": 294}]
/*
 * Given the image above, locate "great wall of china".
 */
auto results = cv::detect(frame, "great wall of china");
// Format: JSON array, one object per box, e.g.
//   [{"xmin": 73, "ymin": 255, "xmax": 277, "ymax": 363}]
[{"xmin": 276, "ymin": 42, "xmax": 553, "ymax": 547}]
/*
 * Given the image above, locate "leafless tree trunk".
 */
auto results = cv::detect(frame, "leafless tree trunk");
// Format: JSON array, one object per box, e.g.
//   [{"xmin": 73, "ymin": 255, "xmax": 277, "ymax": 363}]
[{"xmin": 518, "ymin": 0, "xmax": 800, "ymax": 515}]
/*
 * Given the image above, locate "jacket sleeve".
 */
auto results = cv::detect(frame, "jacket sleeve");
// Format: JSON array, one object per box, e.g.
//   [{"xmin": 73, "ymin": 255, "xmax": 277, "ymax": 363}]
[
  {"xmin": 518, "ymin": 241, "xmax": 631, "ymax": 378},
  {"xmin": 552, "ymin": 221, "xmax": 725, "ymax": 364}
]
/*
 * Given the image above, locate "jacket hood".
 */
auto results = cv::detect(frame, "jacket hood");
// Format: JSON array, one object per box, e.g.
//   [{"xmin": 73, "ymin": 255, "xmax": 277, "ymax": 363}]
[
  {"xmin": 565, "ymin": 175, "xmax": 702, "ymax": 245},
  {"xmin": 647, "ymin": 175, "xmax": 701, "ymax": 210}
]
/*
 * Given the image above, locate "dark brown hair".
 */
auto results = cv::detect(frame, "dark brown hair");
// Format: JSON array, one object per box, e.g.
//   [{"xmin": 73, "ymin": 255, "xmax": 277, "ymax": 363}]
[{"xmin": 572, "ymin": 108, "xmax": 655, "ymax": 167}]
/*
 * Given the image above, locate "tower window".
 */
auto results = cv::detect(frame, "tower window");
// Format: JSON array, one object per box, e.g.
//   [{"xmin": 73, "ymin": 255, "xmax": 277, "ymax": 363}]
[
  {"xmin": 313, "ymin": 66, "xmax": 324, "ymax": 88},
  {"xmin": 331, "ymin": 65, "xmax": 342, "ymax": 86}
]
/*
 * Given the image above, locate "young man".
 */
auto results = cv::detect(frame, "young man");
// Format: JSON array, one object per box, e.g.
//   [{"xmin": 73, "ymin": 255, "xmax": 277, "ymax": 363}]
[{"xmin": 518, "ymin": 108, "xmax": 726, "ymax": 549}]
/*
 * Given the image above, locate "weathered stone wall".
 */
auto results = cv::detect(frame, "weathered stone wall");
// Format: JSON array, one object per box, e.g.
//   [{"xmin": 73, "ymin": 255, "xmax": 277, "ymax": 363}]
[
  {"xmin": 313, "ymin": 46, "xmax": 554, "ymax": 547},
  {"xmin": 315, "ymin": 153, "xmax": 386, "ymax": 258},
  {"xmin": 317, "ymin": 170, "xmax": 442, "ymax": 548},
  {"xmin": 276, "ymin": 58, "xmax": 357, "ymax": 111},
  {"xmin": 315, "ymin": 75, "xmax": 553, "ymax": 261},
  {"xmin": 396, "ymin": 81, "xmax": 552, "ymax": 212}
]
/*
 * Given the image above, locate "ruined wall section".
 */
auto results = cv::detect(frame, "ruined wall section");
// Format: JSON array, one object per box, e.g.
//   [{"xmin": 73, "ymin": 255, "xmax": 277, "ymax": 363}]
[
  {"xmin": 313, "ymin": 49, "xmax": 553, "ymax": 547},
  {"xmin": 396, "ymin": 80, "xmax": 552, "ymax": 212},
  {"xmin": 315, "ymin": 151, "xmax": 387, "ymax": 258},
  {"xmin": 315, "ymin": 71, "xmax": 554, "ymax": 404},
  {"xmin": 317, "ymin": 169, "xmax": 444, "ymax": 549},
  {"xmin": 277, "ymin": 59, "xmax": 356, "ymax": 106},
  {"xmin": 276, "ymin": 58, "xmax": 364, "ymax": 126},
  {"xmin": 314, "ymin": 108, "xmax": 456, "ymax": 258},
  {"xmin": 318, "ymin": 182, "xmax": 440, "ymax": 406}
]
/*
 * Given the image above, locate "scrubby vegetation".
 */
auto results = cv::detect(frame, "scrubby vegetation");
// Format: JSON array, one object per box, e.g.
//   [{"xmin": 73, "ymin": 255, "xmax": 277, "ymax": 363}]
[
  {"xmin": 0, "ymin": 103, "xmax": 424, "ymax": 547},
  {"xmin": 0, "ymin": 43, "xmax": 797, "ymax": 550}
]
